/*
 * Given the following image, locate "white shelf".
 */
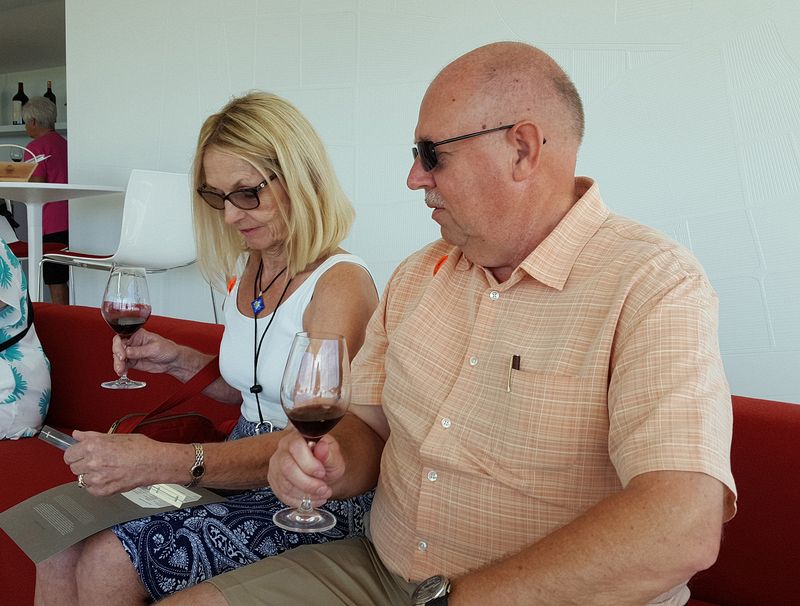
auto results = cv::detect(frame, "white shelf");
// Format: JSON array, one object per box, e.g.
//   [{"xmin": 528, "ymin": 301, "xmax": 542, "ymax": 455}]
[{"xmin": 0, "ymin": 122, "xmax": 67, "ymax": 137}]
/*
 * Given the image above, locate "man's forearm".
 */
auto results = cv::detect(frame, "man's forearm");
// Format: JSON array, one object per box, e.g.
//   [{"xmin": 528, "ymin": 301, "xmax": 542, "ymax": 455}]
[
  {"xmin": 448, "ymin": 471, "xmax": 727, "ymax": 606},
  {"xmin": 328, "ymin": 412, "xmax": 385, "ymax": 499}
]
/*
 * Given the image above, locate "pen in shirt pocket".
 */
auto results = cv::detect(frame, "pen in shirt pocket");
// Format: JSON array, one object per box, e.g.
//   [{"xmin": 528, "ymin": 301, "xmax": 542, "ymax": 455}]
[{"xmin": 506, "ymin": 354, "xmax": 521, "ymax": 392}]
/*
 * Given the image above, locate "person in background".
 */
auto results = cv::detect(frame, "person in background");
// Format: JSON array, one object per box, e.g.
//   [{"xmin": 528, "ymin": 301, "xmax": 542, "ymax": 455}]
[
  {"xmin": 162, "ymin": 41, "xmax": 737, "ymax": 606},
  {"xmin": 33, "ymin": 92, "xmax": 378, "ymax": 605},
  {"xmin": 22, "ymin": 97, "xmax": 69, "ymax": 305},
  {"xmin": 0, "ymin": 239, "xmax": 50, "ymax": 440}
]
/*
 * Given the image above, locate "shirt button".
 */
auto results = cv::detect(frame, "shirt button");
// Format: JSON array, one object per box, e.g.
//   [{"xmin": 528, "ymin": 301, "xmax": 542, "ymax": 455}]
[
  {"xmin": 418, "ymin": 540, "xmax": 428, "ymax": 552},
  {"xmin": 427, "ymin": 470, "xmax": 438, "ymax": 482},
  {"xmin": 489, "ymin": 290, "xmax": 500, "ymax": 300},
  {"xmin": 469, "ymin": 356, "xmax": 479, "ymax": 366},
  {"xmin": 441, "ymin": 417, "xmax": 451, "ymax": 429}
]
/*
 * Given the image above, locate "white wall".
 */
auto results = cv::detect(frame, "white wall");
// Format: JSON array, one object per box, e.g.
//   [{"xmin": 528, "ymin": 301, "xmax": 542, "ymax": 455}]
[{"xmin": 64, "ymin": 0, "xmax": 800, "ymax": 403}]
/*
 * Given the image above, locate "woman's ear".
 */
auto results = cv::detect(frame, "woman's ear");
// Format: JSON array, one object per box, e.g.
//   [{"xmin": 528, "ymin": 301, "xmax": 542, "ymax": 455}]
[{"xmin": 509, "ymin": 121, "xmax": 545, "ymax": 182}]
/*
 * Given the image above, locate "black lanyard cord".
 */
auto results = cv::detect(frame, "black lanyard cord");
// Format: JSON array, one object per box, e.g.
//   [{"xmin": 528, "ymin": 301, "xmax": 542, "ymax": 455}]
[{"xmin": 250, "ymin": 259, "xmax": 291, "ymax": 427}]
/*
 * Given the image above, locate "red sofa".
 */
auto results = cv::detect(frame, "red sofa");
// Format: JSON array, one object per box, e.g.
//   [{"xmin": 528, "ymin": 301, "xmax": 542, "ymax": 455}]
[
  {"xmin": 1, "ymin": 305, "xmax": 798, "ymax": 604},
  {"xmin": 0, "ymin": 303, "xmax": 237, "ymax": 604}
]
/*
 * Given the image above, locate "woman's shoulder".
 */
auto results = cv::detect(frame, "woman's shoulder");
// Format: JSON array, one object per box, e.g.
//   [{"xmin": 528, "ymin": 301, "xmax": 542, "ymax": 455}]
[{"xmin": 307, "ymin": 251, "xmax": 375, "ymax": 302}]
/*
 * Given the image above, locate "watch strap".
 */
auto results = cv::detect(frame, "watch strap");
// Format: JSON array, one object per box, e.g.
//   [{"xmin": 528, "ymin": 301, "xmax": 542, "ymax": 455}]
[
  {"xmin": 427, "ymin": 596, "xmax": 449, "ymax": 606},
  {"xmin": 185, "ymin": 442, "xmax": 204, "ymax": 487}
]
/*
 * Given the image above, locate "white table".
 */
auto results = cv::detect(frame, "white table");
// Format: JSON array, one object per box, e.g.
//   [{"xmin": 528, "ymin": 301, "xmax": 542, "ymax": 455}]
[{"xmin": 0, "ymin": 182, "xmax": 125, "ymax": 301}]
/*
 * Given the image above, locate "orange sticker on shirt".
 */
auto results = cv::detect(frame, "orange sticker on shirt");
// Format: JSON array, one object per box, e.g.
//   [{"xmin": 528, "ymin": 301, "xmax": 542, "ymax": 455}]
[{"xmin": 433, "ymin": 255, "xmax": 448, "ymax": 276}]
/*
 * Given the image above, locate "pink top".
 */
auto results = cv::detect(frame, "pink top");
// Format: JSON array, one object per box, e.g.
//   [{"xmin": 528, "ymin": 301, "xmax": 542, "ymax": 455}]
[{"xmin": 27, "ymin": 131, "xmax": 69, "ymax": 235}]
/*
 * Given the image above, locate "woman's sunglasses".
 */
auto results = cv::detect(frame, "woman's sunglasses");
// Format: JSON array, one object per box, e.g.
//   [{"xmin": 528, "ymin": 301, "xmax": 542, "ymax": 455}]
[
  {"xmin": 197, "ymin": 175, "xmax": 277, "ymax": 210},
  {"xmin": 412, "ymin": 123, "xmax": 545, "ymax": 171}
]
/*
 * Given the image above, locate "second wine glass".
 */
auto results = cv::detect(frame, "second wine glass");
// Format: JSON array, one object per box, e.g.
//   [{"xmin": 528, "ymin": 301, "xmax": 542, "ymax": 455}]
[
  {"xmin": 100, "ymin": 266, "xmax": 151, "ymax": 389},
  {"xmin": 273, "ymin": 332, "xmax": 351, "ymax": 533}
]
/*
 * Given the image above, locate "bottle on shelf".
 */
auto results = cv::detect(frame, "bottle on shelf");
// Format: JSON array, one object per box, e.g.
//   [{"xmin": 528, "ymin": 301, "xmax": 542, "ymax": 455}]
[
  {"xmin": 12, "ymin": 82, "xmax": 29, "ymax": 125},
  {"xmin": 44, "ymin": 80, "xmax": 56, "ymax": 106}
]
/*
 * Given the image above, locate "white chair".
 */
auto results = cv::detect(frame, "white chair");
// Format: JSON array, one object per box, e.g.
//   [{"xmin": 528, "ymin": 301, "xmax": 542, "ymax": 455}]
[{"xmin": 40, "ymin": 169, "xmax": 218, "ymax": 321}]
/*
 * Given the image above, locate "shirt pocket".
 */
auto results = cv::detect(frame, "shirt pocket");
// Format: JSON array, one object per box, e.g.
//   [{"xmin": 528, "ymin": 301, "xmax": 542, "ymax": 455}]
[{"xmin": 481, "ymin": 370, "xmax": 607, "ymax": 480}]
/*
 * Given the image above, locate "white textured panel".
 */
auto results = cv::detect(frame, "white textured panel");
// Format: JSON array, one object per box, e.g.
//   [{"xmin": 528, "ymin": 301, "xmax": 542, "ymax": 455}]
[
  {"xmin": 687, "ymin": 210, "xmax": 761, "ymax": 277},
  {"xmin": 739, "ymin": 134, "xmax": 800, "ymax": 206},
  {"xmin": 223, "ymin": 19, "xmax": 257, "ymax": 93},
  {"xmin": 646, "ymin": 218, "xmax": 692, "ymax": 250},
  {"xmin": 723, "ymin": 352, "xmax": 800, "ymax": 402},
  {"xmin": 722, "ymin": 19, "xmax": 799, "ymax": 91},
  {"xmin": 301, "ymin": 13, "xmax": 357, "ymax": 87},
  {"xmin": 615, "ymin": 0, "xmax": 692, "ymax": 21},
  {"xmin": 357, "ymin": 13, "xmax": 465, "ymax": 85},
  {"xmin": 356, "ymin": 144, "xmax": 417, "ymax": 209},
  {"xmin": 392, "ymin": 0, "xmax": 495, "ymax": 18},
  {"xmin": 626, "ymin": 47, "xmax": 679, "ymax": 69},
  {"xmin": 764, "ymin": 270, "xmax": 800, "ymax": 349},
  {"xmin": 303, "ymin": 0, "xmax": 357, "ymax": 10},
  {"xmin": 259, "ymin": 0, "xmax": 300, "ymax": 12},
  {"xmin": 751, "ymin": 204, "xmax": 800, "ymax": 272},
  {"xmin": 358, "ymin": 0, "xmax": 395, "ymax": 10},
  {"xmin": 348, "ymin": 199, "xmax": 439, "ymax": 263},
  {"xmin": 714, "ymin": 277, "xmax": 772, "ymax": 353},
  {"xmin": 326, "ymin": 144, "xmax": 357, "ymax": 202},
  {"xmin": 287, "ymin": 87, "xmax": 356, "ymax": 144},
  {"xmin": 730, "ymin": 79, "xmax": 800, "ymax": 141},
  {"xmin": 253, "ymin": 14, "xmax": 302, "ymax": 89},
  {"xmin": 572, "ymin": 49, "xmax": 628, "ymax": 104}
]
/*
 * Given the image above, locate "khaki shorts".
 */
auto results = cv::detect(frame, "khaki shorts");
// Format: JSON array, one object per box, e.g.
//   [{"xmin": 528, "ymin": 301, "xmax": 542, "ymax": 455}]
[{"xmin": 209, "ymin": 536, "xmax": 416, "ymax": 606}]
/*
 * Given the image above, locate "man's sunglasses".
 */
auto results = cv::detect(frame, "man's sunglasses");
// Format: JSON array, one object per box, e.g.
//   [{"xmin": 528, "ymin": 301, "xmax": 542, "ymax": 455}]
[
  {"xmin": 197, "ymin": 175, "xmax": 277, "ymax": 210},
  {"xmin": 412, "ymin": 123, "xmax": 545, "ymax": 171}
]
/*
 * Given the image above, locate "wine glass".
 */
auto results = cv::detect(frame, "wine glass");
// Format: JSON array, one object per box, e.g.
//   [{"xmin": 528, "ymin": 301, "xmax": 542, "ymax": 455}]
[
  {"xmin": 9, "ymin": 147, "xmax": 24, "ymax": 163},
  {"xmin": 100, "ymin": 266, "xmax": 151, "ymax": 389},
  {"xmin": 273, "ymin": 332, "xmax": 351, "ymax": 533}
]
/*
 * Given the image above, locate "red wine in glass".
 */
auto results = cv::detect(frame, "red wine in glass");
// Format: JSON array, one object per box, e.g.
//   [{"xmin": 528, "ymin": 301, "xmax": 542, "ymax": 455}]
[
  {"xmin": 286, "ymin": 404, "xmax": 346, "ymax": 440},
  {"xmin": 273, "ymin": 332, "xmax": 350, "ymax": 533},
  {"xmin": 101, "ymin": 267, "xmax": 151, "ymax": 390},
  {"xmin": 102, "ymin": 302, "xmax": 151, "ymax": 336}
]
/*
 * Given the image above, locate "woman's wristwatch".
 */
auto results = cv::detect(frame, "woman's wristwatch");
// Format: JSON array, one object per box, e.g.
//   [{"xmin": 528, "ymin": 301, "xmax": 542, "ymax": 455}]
[
  {"xmin": 185, "ymin": 443, "xmax": 205, "ymax": 487},
  {"xmin": 412, "ymin": 575, "xmax": 451, "ymax": 605}
]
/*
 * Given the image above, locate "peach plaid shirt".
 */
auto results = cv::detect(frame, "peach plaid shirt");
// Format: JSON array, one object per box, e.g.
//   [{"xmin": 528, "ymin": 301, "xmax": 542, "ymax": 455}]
[{"xmin": 353, "ymin": 178, "xmax": 736, "ymax": 604}]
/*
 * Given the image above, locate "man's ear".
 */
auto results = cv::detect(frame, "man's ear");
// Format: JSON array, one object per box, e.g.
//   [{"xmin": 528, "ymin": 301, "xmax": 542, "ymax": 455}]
[{"xmin": 509, "ymin": 121, "xmax": 545, "ymax": 182}]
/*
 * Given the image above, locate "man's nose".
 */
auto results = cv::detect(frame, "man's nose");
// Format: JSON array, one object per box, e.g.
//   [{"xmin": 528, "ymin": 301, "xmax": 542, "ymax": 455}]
[{"xmin": 407, "ymin": 155, "xmax": 436, "ymax": 191}]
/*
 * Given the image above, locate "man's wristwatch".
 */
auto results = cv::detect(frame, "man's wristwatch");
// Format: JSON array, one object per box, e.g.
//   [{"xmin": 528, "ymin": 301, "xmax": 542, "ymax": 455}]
[
  {"xmin": 185, "ymin": 443, "xmax": 205, "ymax": 487},
  {"xmin": 412, "ymin": 575, "xmax": 451, "ymax": 605}
]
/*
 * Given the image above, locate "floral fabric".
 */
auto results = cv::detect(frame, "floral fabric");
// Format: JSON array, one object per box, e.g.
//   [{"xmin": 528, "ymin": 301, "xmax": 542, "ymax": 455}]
[{"xmin": 0, "ymin": 240, "xmax": 51, "ymax": 439}]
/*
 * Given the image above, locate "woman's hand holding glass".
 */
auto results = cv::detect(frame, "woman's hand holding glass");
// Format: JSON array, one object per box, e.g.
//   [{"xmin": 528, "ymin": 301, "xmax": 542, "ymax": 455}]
[{"xmin": 111, "ymin": 328, "xmax": 182, "ymax": 377}]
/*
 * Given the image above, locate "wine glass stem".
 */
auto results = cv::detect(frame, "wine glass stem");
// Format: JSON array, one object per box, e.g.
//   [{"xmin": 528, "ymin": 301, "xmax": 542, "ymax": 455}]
[
  {"xmin": 299, "ymin": 496, "xmax": 313, "ymax": 514},
  {"xmin": 297, "ymin": 440, "xmax": 316, "ymax": 514}
]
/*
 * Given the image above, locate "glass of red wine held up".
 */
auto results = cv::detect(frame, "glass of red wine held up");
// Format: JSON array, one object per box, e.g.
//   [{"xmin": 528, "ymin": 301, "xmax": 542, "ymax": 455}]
[
  {"xmin": 273, "ymin": 332, "xmax": 351, "ymax": 533},
  {"xmin": 100, "ymin": 266, "xmax": 151, "ymax": 389}
]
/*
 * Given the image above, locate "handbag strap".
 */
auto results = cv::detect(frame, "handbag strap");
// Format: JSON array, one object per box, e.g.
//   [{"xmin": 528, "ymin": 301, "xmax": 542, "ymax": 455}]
[
  {"xmin": 133, "ymin": 356, "xmax": 221, "ymax": 423},
  {"xmin": 0, "ymin": 294, "xmax": 33, "ymax": 352}
]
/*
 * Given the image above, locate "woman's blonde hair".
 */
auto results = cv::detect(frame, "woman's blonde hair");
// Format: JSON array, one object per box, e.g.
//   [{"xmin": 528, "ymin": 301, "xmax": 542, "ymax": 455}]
[{"xmin": 192, "ymin": 92, "xmax": 355, "ymax": 287}]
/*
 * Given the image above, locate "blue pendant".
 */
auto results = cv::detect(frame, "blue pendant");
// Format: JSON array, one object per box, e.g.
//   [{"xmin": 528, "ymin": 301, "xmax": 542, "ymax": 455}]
[{"xmin": 251, "ymin": 296, "xmax": 265, "ymax": 314}]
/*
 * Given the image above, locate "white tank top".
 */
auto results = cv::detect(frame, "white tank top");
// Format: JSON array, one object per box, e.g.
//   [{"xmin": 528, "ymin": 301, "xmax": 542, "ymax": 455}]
[{"xmin": 219, "ymin": 254, "xmax": 372, "ymax": 426}]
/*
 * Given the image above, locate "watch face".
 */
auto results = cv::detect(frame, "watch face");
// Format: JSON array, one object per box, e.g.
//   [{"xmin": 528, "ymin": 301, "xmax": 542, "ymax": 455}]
[
  {"xmin": 191, "ymin": 465, "xmax": 205, "ymax": 478},
  {"xmin": 412, "ymin": 575, "xmax": 447, "ymax": 602}
]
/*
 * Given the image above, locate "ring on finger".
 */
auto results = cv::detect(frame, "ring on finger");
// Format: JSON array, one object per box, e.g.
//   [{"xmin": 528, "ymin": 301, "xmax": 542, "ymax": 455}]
[{"xmin": 78, "ymin": 473, "xmax": 86, "ymax": 488}]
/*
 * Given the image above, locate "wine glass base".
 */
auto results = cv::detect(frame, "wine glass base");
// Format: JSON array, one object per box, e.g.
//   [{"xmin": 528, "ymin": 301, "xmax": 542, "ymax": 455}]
[
  {"xmin": 273, "ymin": 507, "xmax": 336, "ymax": 533},
  {"xmin": 101, "ymin": 378, "xmax": 147, "ymax": 390}
]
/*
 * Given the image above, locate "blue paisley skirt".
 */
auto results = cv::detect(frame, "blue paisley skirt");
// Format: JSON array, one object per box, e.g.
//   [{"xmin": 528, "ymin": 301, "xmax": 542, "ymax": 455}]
[{"xmin": 111, "ymin": 417, "xmax": 374, "ymax": 601}]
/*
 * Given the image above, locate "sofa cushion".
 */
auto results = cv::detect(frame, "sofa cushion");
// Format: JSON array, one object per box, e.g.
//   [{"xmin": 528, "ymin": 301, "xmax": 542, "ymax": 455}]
[{"xmin": 687, "ymin": 395, "xmax": 800, "ymax": 604}]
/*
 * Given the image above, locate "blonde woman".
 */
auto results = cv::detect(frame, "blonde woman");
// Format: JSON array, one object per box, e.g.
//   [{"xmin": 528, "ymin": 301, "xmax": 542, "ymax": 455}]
[{"xmin": 35, "ymin": 92, "xmax": 379, "ymax": 605}]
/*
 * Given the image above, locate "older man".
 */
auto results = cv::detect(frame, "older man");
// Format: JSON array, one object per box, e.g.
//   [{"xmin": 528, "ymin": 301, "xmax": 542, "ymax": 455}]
[{"xmin": 164, "ymin": 41, "xmax": 736, "ymax": 606}]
